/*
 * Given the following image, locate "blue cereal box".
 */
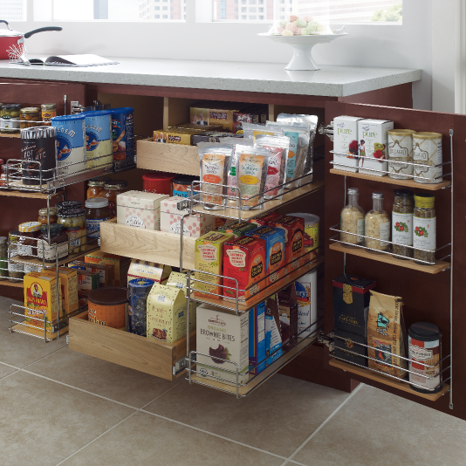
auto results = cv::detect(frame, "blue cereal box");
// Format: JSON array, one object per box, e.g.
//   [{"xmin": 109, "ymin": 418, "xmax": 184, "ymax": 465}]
[{"xmin": 249, "ymin": 301, "xmax": 266, "ymax": 374}]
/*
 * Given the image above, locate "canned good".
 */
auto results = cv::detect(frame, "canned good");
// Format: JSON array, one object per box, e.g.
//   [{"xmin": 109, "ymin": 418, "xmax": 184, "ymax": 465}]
[
  {"xmin": 111, "ymin": 107, "xmax": 134, "ymax": 161},
  {"xmin": 83, "ymin": 110, "xmax": 113, "ymax": 169},
  {"xmin": 172, "ymin": 175, "xmax": 199, "ymax": 198},
  {"xmin": 413, "ymin": 132, "xmax": 443, "ymax": 184},
  {"xmin": 128, "ymin": 278, "xmax": 155, "ymax": 336},
  {"xmin": 88, "ymin": 287, "xmax": 128, "ymax": 328},
  {"xmin": 41, "ymin": 103, "xmax": 57, "ymax": 125},
  {"xmin": 387, "ymin": 129, "xmax": 415, "ymax": 180},
  {"xmin": 143, "ymin": 172, "xmax": 175, "ymax": 195},
  {"xmin": 20, "ymin": 107, "xmax": 40, "ymax": 129},
  {"xmin": 0, "ymin": 104, "xmax": 21, "ymax": 133}
]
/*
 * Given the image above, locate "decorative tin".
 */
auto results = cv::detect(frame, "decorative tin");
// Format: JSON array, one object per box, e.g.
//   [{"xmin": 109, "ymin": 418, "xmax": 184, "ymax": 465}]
[
  {"xmin": 387, "ymin": 129, "xmax": 416, "ymax": 180},
  {"xmin": 84, "ymin": 110, "xmax": 112, "ymax": 169},
  {"xmin": 413, "ymin": 132, "xmax": 443, "ymax": 184}
]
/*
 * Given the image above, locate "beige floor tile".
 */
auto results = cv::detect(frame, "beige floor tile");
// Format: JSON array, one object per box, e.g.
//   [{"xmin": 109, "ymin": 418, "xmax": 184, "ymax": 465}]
[
  {"xmin": 0, "ymin": 362, "xmax": 17, "ymax": 380},
  {"xmin": 61, "ymin": 411, "xmax": 284, "ymax": 466},
  {"xmin": 144, "ymin": 374, "xmax": 350, "ymax": 457},
  {"xmin": 293, "ymin": 384, "xmax": 466, "ymax": 466},
  {"xmin": 0, "ymin": 371, "xmax": 135, "ymax": 466},
  {"xmin": 0, "ymin": 297, "xmax": 67, "ymax": 368},
  {"xmin": 26, "ymin": 347, "xmax": 181, "ymax": 408}
]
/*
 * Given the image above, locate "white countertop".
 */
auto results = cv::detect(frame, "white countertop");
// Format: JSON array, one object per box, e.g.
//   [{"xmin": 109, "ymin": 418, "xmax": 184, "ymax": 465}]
[{"xmin": 0, "ymin": 57, "xmax": 421, "ymax": 97}]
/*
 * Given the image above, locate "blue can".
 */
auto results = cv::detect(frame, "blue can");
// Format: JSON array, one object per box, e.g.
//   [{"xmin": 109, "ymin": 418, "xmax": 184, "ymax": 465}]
[
  {"xmin": 51, "ymin": 114, "xmax": 86, "ymax": 177},
  {"xmin": 83, "ymin": 110, "xmax": 112, "ymax": 169},
  {"xmin": 111, "ymin": 107, "xmax": 134, "ymax": 161},
  {"xmin": 127, "ymin": 278, "xmax": 154, "ymax": 336}
]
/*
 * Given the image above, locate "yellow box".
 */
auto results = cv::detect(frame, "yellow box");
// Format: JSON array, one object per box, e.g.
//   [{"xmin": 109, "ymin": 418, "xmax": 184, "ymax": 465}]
[
  {"xmin": 153, "ymin": 129, "xmax": 198, "ymax": 145},
  {"xmin": 84, "ymin": 250, "xmax": 131, "ymax": 287},
  {"xmin": 166, "ymin": 271, "xmax": 196, "ymax": 332},
  {"xmin": 68, "ymin": 260, "xmax": 114, "ymax": 287},
  {"xmin": 42, "ymin": 267, "xmax": 79, "ymax": 316}
]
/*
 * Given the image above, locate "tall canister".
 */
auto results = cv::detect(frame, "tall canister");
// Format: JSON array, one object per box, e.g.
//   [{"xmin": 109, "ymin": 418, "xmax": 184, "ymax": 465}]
[
  {"xmin": 295, "ymin": 269, "xmax": 317, "ymax": 338},
  {"xmin": 127, "ymin": 278, "xmax": 154, "ymax": 336},
  {"xmin": 83, "ymin": 110, "xmax": 113, "ymax": 169},
  {"xmin": 111, "ymin": 107, "xmax": 134, "ymax": 161}
]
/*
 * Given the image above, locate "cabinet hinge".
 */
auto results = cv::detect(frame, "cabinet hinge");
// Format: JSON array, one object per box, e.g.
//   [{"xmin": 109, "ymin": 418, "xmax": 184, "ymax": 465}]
[
  {"xmin": 318, "ymin": 331, "xmax": 335, "ymax": 351},
  {"xmin": 318, "ymin": 122, "xmax": 334, "ymax": 141}
]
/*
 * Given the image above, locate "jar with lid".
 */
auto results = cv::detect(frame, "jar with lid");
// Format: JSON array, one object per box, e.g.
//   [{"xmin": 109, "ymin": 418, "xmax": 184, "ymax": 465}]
[
  {"xmin": 38, "ymin": 207, "xmax": 59, "ymax": 225},
  {"xmin": 103, "ymin": 180, "xmax": 128, "ymax": 218},
  {"xmin": 413, "ymin": 193, "xmax": 436, "ymax": 264},
  {"xmin": 17, "ymin": 222, "xmax": 42, "ymax": 259},
  {"xmin": 87, "ymin": 177, "xmax": 111, "ymax": 200},
  {"xmin": 392, "ymin": 190, "xmax": 414, "ymax": 258},
  {"xmin": 172, "ymin": 175, "xmax": 200, "ymax": 198},
  {"xmin": 340, "ymin": 187, "xmax": 365, "ymax": 246},
  {"xmin": 8, "ymin": 230, "xmax": 24, "ymax": 282},
  {"xmin": 86, "ymin": 198, "xmax": 110, "ymax": 246},
  {"xmin": 56, "ymin": 200, "xmax": 83, "ymax": 211},
  {"xmin": 37, "ymin": 224, "xmax": 69, "ymax": 263},
  {"xmin": 57, "ymin": 207, "xmax": 87, "ymax": 254},
  {"xmin": 0, "ymin": 104, "xmax": 21, "ymax": 133},
  {"xmin": 0, "ymin": 236, "xmax": 7, "ymax": 281},
  {"xmin": 41, "ymin": 103, "xmax": 57, "ymax": 125},
  {"xmin": 20, "ymin": 107, "xmax": 41, "ymax": 129},
  {"xmin": 365, "ymin": 192, "xmax": 390, "ymax": 252}
]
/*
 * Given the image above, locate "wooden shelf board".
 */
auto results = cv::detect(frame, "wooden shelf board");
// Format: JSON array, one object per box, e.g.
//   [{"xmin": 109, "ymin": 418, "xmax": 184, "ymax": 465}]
[
  {"xmin": 190, "ymin": 256, "xmax": 324, "ymax": 314},
  {"xmin": 330, "ymin": 169, "xmax": 451, "ymax": 191},
  {"xmin": 0, "ymin": 280, "xmax": 23, "ymax": 288},
  {"xmin": 329, "ymin": 243, "xmax": 449, "ymax": 274},
  {"xmin": 0, "ymin": 132, "xmax": 20, "ymax": 138},
  {"xmin": 329, "ymin": 359, "xmax": 449, "ymax": 402},
  {"xmin": 0, "ymin": 189, "xmax": 63, "ymax": 199}
]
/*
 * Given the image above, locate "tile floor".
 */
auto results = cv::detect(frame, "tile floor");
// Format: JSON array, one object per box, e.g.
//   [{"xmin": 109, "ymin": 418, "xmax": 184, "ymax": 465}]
[{"xmin": 1, "ymin": 295, "xmax": 466, "ymax": 466}]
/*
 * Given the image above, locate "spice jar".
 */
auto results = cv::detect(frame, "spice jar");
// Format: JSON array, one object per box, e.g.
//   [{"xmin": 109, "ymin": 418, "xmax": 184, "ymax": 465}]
[
  {"xmin": 41, "ymin": 103, "xmax": 56, "ymax": 125},
  {"xmin": 392, "ymin": 189, "xmax": 414, "ymax": 258},
  {"xmin": 38, "ymin": 207, "xmax": 59, "ymax": 225},
  {"xmin": 172, "ymin": 175, "xmax": 199, "ymax": 198},
  {"xmin": 0, "ymin": 236, "xmax": 7, "ymax": 281},
  {"xmin": 87, "ymin": 177, "xmax": 111, "ymax": 200},
  {"xmin": 0, "ymin": 104, "xmax": 21, "ymax": 133},
  {"xmin": 37, "ymin": 224, "xmax": 69, "ymax": 263},
  {"xmin": 85, "ymin": 198, "xmax": 110, "ymax": 246},
  {"xmin": 17, "ymin": 222, "xmax": 41, "ymax": 259},
  {"xmin": 103, "ymin": 180, "xmax": 128, "ymax": 218},
  {"xmin": 57, "ymin": 207, "xmax": 87, "ymax": 254},
  {"xmin": 20, "ymin": 107, "xmax": 41, "ymax": 129},
  {"xmin": 340, "ymin": 187, "xmax": 365, "ymax": 246},
  {"xmin": 413, "ymin": 193, "xmax": 436, "ymax": 264},
  {"xmin": 365, "ymin": 192, "xmax": 390, "ymax": 252},
  {"xmin": 8, "ymin": 230, "xmax": 24, "ymax": 282}
]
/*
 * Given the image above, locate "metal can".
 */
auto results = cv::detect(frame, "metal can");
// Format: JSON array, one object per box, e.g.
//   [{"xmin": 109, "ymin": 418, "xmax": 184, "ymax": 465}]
[
  {"xmin": 143, "ymin": 172, "xmax": 175, "ymax": 195},
  {"xmin": 51, "ymin": 114, "xmax": 86, "ymax": 177},
  {"xmin": 413, "ymin": 132, "xmax": 443, "ymax": 184},
  {"xmin": 128, "ymin": 278, "xmax": 154, "ymax": 336},
  {"xmin": 83, "ymin": 110, "xmax": 113, "ymax": 169},
  {"xmin": 111, "ymin": 107, "xmax": 134, "ymax": 161},
  {"xmin": 172, "ymin": 175, "xmax": 199, "ymax": 198},
  {"xmin": 0, "ymin": 103, "xmax": 21, "ymax": 133},
  {"xmin": 387, "ymin": 129, "xmax": 415, "ymax": 180},
  {"xmin": 41, "ymin": 103, "xmax": 57, "ymax": 125}
]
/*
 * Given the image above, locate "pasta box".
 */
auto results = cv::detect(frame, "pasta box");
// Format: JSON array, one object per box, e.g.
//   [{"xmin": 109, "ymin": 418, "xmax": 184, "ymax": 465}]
[
  {"xmin": 117, "ymin": 190, "xmax": 168, "ymax": 230},
  {"xmin": 270, "ymin": 216, "xmax": 305, "ymax": 273},
  {"xmin": 85, "ymin": 251, "xmax": 131, "ymax": 287},
  {"xmin": 42, "ymin": 267, "xmax": 79, "ymax": 316},
  {"xmin": 160, "ymin": 196, "xmax": 215, "ymax": 238},
  {"xmin": 68, "ymin": 260, "xmax": 114, "ymax": 288},
  {"xmin": 249, "ymin": 301, "xmax": 266, "ymax": 375},
  {"xmin": 248, "ymin": 211, "xmax": 282, "ymax": 227},
  {"xmin": 127, "ymin": 259, "xmax": 171, "ymax": 284},
  {"xmin": 218, "ymin": 221, "xmax": 257, "ymax": 237},
  {"xmin": 166, "ymin": 271, "xmax": 197, "ymax": 332}
]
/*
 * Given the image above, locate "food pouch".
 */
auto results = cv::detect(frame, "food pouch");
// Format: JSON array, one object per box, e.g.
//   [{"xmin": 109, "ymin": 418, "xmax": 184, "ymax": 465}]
[
  {"xmin": 242, "ymin": 122, "xmax": 284, "ymax": 142},
  {"xmin": 236, "ymin": 145, "xmax": 270, "ymax": 210},
  {"xmin": 198, "ymin": 143, "xmax": 232, "ymax": 210},
  {"xmin": 254, "ymin": 134, "xmax": 290, "ymax": 200}
]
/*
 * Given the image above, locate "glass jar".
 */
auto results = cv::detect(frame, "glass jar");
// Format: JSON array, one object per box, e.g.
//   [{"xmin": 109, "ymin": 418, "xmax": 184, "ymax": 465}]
[
  {"xmin": 17, "ymin": 222, "xmax": 41, "ymax": 259},
  {"xmin": 87, "ymin": 177, "xmax": 110, "ymax": 200},
  {"xmin": 20, "ymin": 107, "xmax": 41, "ymax": 129},
  {"xmin": 103, "ymin": 180, "xmax": 128, "ymax": 218},
  {"xmin": 8, "ymin": 230, "xmax": 24, "ymax": 282},
  {"xmin": 85, "ymin": 198, "xmax": 110, "ymax": 246},
  {"xmin": 0, "ymin": 236, "xmax": 7, "ymax": 281},
  {"xmin": 392, "ymin": 190, "xmax": 414, "ymax": 259},
  {"xmin": 41, "ymin": 103, "xmax": 57, "ymax": 125},
  {"xmin": 365, "ymin": 192, "xmax": 390, "ymax": 252},
  {"xmin": 0, "ymin": 104, "xmax": 21, "ymax": 133},
  {"xmin": 38, "ymin": 207, "xmax": 59, "ymax": 225},
  {"xmin": 340, "ymin": 187, "xmax": 365, "ymax": 246},
  {"xmin": 57, "ymin": 207, "xmax": 87, "ymax": 254},
  {"xmin": 413, "ymin": 193, "xmax": 436, "ymax": 264},
  {"xmin": 56, "ymin": 200, "xmax": 83, "ymax": 211},
  {"xmin": 37, "ymin": 224, "xmax": 69, "ymax": 263}
]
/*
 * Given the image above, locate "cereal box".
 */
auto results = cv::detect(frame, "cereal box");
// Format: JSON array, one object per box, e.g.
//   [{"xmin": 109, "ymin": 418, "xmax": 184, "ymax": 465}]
[
  {"xmin": 233, "ymin": 105, "xmax": 268, "ymax": 134},
  {"xmin": 42, "ymin": 267, "xmax": 79, "ymax": 316},
  {"xmin": 190, "ymin": 104, "xmax": 241, "ymax": 131},
  {"xmin": 265, "ymin": 294, "xmax": 283, "ymax": 365},
  {"xmin": 194, "ymin": 231, "xmax": 234, "ymax": 299},
  {"xmin": 218, "ymin": 221, "xmax": 257, "ymax": 237},
  {"xmin": 77, "ymin": 270, "xmax": 99, "ymax": 307},
  {"xmin": 85, "ymin": 251, "xmax": 131, "ymax": 287},
  {"xmin": 278, "ymin": 284, "xmax": 298, "ymax": 348},
  {"xmin": 223, "ymin": 236, "xmax": 266, "ymax": 303},
  {"xmin": 249, "ymin": 302, "xmax": 266, "ymax": 375},
  {"xmin": 333, "ymin": 116, "xmax": 363, "ymax": 173},
  {"xmin": 166, "ymin": 271, "xmax": 196, "ymax": 332},
  {"xmin": 146, "ymin": 283, "xmax": 187, "ymax": 344},
  {"xmin": 196, "ymin": 304, "xmax": 249, "ymax": 385},
  {"xmin": 127, "ymin": 259, "xmax": 171, "ymax": 284},
  {"xmin": 68, "ymin": 260, "xmax": 114, "ymax": 288},
  {"xmin": 248, "ymin": 211, "xmax": 282, "ymax": 227}
]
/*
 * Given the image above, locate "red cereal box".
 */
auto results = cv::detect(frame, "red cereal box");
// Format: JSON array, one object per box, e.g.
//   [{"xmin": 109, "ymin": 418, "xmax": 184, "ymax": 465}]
[
  {"xmin": 248, "ymin": 211, "xmax": 282, "ymax": 227},
  {"xmin": 223, "ymin": 236, "xmax": 266, "ymax": 303}
]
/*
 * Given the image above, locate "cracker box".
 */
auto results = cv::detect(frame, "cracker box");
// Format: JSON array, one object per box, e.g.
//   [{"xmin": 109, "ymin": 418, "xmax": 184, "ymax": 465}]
[
  {"xmin": 146, "ymin": 283, "xmax": 187, "ymax": 344},
  {"xmin": 166, "ymin": 271, "xmax": 196, "ymax": 332},
  {"xmin": 194, "ymin": 232, "xmax": 234, "ymax": 299},
  {"xmin": 23, "ymin": 271, "xmax": 62, "ymax": 332},
  {"xmin": 270, "ymin": 216, "xmax": 305, "ymax": 273},
  {"xmin": 196, "ymin": 304, "xmax": 249, "ymax": 385},
  {"xmin": 160, "ymin": 196, "xmax": 215, "ymax": 238},
  {"xmin": 42, "ymin": 267, "xmax": 79, "ymax": 316},
  {"xmin": 68, "ymin": 261, "xmax": 114, "ymax": 288},
  {"xmin": 249, "ymin": 302, "xmax": 266, "ymax": 375},
  {"xmin": 174, "ymin": 123, "xmax": 223, "ymax": 132},
  {"xmin": 232, "ymin": 105, "xmax": 268, "ymax": 134},
  {"xmin": 246, "ymin": 226, "xmax": 285, "ymax": 286},
  {"xmin": 265, "ymin": 294, "xmax": 283, "ymax": 365},
  {"xmin": 127, "ymin": 259, "xmax": 171, "ymax": 285},
  {"xmin": 223, "ymin": 236, "xmax": 266, "ymax": 303},
  {"xmin": 117, "ymin": 190, "xmax": 168, "ymax": 230},
  {"xmin": 333, "ymin": 116, "xmax": 364, "ymax": 173},
  {"xmin": 248, "ymin": 211, "xmax": 282, "ymax": 227},
  {"xmin": 218, "ymin": 221, "xmax": 257, "ymax": 238},
  {"xmin": 278, "ymin": 283, "xmax": 298, "ymax": 348},
  {"xmin": 153, "ymin": 129, "xmax": 201, "ymax": 145},
  {"xmin": 77, "ymin": 270, "xmax": 99, "ymax": 307},
  {"xmin": 358, "ymin": 119, "xmax": 394, "ymax": 176},
  {"xmin": 190, "ymin": 102, "xmax": 241, "ymax": 131},
  {"xmin": 85, "ymin": 251, "xmax": 131, "ymax": 287}
]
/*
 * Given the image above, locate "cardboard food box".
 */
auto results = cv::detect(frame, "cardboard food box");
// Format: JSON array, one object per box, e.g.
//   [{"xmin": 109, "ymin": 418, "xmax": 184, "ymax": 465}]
[
  {"xmin": 146, "ymin": 283, "xmax": 187, "ymax": 344},
  {"xmin": 218, "ymin": 221, "xmax": 257, "ymax": 238},
  {"xmin": 23, "ymin": 272, "xmax": 62, "ymax": 332},
  {"xmin": 196, "ymin": 304, "xmax": 249, "ymax": 385},
  {"xmin": 358, "ymin": 119, "xmax": 394, "ymax": 176},
  {"xmin": 232, "ymin": 105, "xmax": 268, "ymax": 134},
  {"xmin": 222, "ymin": 236, "xmax": 266, "ymax": 303},
  {"xmin": 174, "ymin": 123, "xmax": 223, "ymax": 132},
  {"xmin": 160, "ymin": 196, "xmax": 215, "ymax": 238},
  {"xmin": 192, "ymin": 132, "xmax": 235, "ymax": 145},
  {"xmin": 68, "ymin": 260, "xmax": 114, "ymax": 288},
  {"xmin": 153, "ymin": 129, "xmax": 202, "ymax": 145},
  {"xmin": 333, "ymin": 116, "xmax": 364, "ymax": 173},
  {"xmin": 270, "ymin": 216, "xmax": 305, "ymax": 274},
  {"xmin": 77, "ymin": 270, "xmax": 100, "ymax": 307},
  {"xmin": 248, "ymin": 211, "xmax": 282, "ymax": 227},
  {"xmin": 117, "ymin": 190, "xmax": 168, "ymax": 230},
  {"xmin": 278, "ymin": 284, "xmax": 298, "ymax": 348},
  {"xmin": 190, "ymin": 103, "xmax": 242, "ymax": 131},
  {"xmin": 166, "ymin": 271, "xmax": 197, "ymax": 332},
  {"xmin": 265, "ymin": 294, "xmax": 283, "ymax": 365},
  {"xmin": 194, "ymin": 232, "xmax": 234, "ymax": 299},
  {"xmin": 42, "ymin": 267, "xmax": 79, "ymax": 316},
  {"xmin": 249, "ymin": 302, "xmax": 266, "ymax": 375},
  {"xmin": 246, "ymin": 226, "xmax": 285, "ymax": 286},
  {"xmin": 85, "ymin": 251, "xmax": 131, "ymax": 287},
  {"xmin": 127, "ymin": 259, "xmax": 171, "ymax": 285},
  {"xmin": 333, "ymin": 274, "xmax": 377, "ymax": 367}
]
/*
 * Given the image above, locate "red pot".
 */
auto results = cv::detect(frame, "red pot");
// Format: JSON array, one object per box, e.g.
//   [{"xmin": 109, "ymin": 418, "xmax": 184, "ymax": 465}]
[{"xmin": 0, "ymin": 20, "xmax": 62, "ymax": 60}]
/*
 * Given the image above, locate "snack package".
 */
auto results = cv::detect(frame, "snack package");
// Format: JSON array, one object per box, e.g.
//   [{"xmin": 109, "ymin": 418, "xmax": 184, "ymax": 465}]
[
  {"xmin": 242, "ymin": 122, "xmax": 284, "ymax": 142},
  {"xmin": 197, "ymin": 143, "xmax": 233, "ymax": 210},
  {"xmin": 254, "ymin": 134, "xmax": 290, "ymax": 200}
]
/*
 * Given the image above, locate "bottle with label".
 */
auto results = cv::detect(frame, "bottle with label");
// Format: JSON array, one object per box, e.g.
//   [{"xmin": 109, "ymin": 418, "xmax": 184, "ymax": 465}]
[
  {"xmin": 392, "ymin": 189, "xmax": 414, "ymax": 259},
  {"xmin": 17, "ymin": 222, "xmax": 41, "ymax": 259},
  {"xmin": 85, "ymin": 198, "xmax": 111, "ymax": 246},
  {"xmin": 103, "ymin": 180, "xmax": 128, "ymax": 218},
  {"xmin": 340, "ymin": 187, "xmax": 365, "ymax": 247},
  {"xmin": 413, "ymin": 193, "xmax": 436, "ymax": 264},
  {"xmin": 37, "ymin": 224, "xmax": 69, "ymax": 263},
  {"xmin": 365, "ymin": 192, "xmax": 390, "ymax": 252}
]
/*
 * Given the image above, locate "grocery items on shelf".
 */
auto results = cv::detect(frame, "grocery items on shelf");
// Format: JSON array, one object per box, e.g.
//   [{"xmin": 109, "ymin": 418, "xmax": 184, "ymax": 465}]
[
  {"xmin": 296, "ymin": 270, "xmax": 317, "ymax": 338},
  {"xmin": 413, "ymin": 193, "xmax": 436, "ymax": 263},
  {"xmin": 0, "ymin": 104, "xmax": 21, "ymax": 133},
  {"xmin": 84, "ymin": 110, "xmax": 112, "ymax": 169},
  {"xmin": 387, "ymin": 129, "xmax": 416, "ymax": 180},
  {"xmin": 103, "ymin": 180, "xmax": 128, "ymax": 218},
  {"xmin": 340, "ymin": 187, "xmax": 365, "ymax": 246},
  {"xmin": 85, "ymin": 198, "xmax": 110, "ymax": 245},
  {"xmin": 111, "ymin": 107, "xmax": 134, "ymax": 162},
  {"xmin": 84, "ymin": 250, "xmax": 131, "ymax": 287},
  {"xmin": 332, "ymin": 116, "xmax": 363, "ymax": 173},
  {"xmin": 365, "ymin": 192, "xmax": 390, "ymax": 252},
  {"xmin": 413, "ymin": 133, "xmax": 443, "ymax": 184},
  {"xmin": 277, "ymin": 283, "xmax": 298, "ymax": 348},
  {"xmin": 166, "ymin": 271, "xmax": 197, "ymax": 332},
  {"xmin": 392, "ymin": 190, "xmax": 414, "ymax": 258},
  {"xmin": 249, "ymin": 302, "xmax": 266, "ymax": 375},
  {"xmin": 265, "ymin": 293, "xmax": 283, "ymax": 365},
  {"xmin": 69, "ymin": 260, "xmax": 114, "ymax": 288},
  {"xmin": 289, "ymin": 213, "xmax": 319, "ymax": 260},
  {"xmin": 127, "ymin": 260, "xmax": 171, "ymax": 285},
  {"xmin": 88, "ymin": 286, "xmax": 128, "ymax": 328},
  {"xmin": 128, "ymin": 278, "xmax": 154, "ymax": 336}
]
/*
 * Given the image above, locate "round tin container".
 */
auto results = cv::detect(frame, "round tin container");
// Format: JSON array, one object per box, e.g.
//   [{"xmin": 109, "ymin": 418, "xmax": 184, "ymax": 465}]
[
  {"xmin": 172, "ymin": 175, "xmax": 199, "ymax": 198},
  {"xmin": 111, "ymin": 107, "xmax": 134, "ymax": 160},
  {"xmin": 387, "ymin": 129, "xmax": 415, "ymax": 180},
  {"xmin": 128, "ymin": 278, "xmax": 154, "ymax": 336},
  {"xmin": 88, "ymin": 287, "xmax": 128, "ymax": 328},
  {"xmin": 413, "ymin": 132, "xmax": 443, "ymax": 184},
  {"xmin": 83, "ymin": 110, "xmax": 112, "ymax": 169},
  {"xmin": 143, "ymin": 172, "xmax": 176, "ymax": 195}
]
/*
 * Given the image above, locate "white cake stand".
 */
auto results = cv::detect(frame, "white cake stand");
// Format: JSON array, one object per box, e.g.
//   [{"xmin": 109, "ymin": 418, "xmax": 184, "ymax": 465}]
[{"xmin": 258, "ymin": 32, "xmax": 348, "ymax": 71}]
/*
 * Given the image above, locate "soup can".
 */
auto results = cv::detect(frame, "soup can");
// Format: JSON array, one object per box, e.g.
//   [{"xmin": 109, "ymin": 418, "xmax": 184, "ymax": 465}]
[
  {"xmin": 111, "ymin": 107, "xmax": 134, "ymax": 161},
  {"xmin": 83, "ymin": 110, "xmax": 113, "ymax": 169},
  {"xmin": 51, "ymin": 114, "xmax": 86, "ymax": 177},
  {"xmin": 172, "ymin": 175, "xmax": 200, "ymax": 198},
  {"xmin": 128, "ymin": 278, "xmax": 154, "ymax": 336},
  {"xmin": 387, "ymin": 129, "xmax": 415, "ymax": 180},
  {"xmin": 413, "ymin": 132, "xmax": 443, "ymax": 184},
  {"xmin": 88, "ymin": 287, "xmax": 128, "ymax": 328}
]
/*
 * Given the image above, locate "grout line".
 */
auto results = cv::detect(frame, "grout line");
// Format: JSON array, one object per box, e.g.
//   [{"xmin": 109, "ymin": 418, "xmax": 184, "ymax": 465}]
[
  {"xmin": 0, "ymin": 361, "xmax": 21, "ymax": 370},
  {"xmin": 21, "ymin": 345, "xmax": 68, "ymax": 369},
  {"xmin": 139, "ymin": 379, "xmax": 184, "ymax": 411},
  {"xmin": 286, "ymin": 383, "xmax": 364, "ymax": 463},
  {"xmin": 0, "ymin": 370, "xmax": 20, "ymax": 382}
]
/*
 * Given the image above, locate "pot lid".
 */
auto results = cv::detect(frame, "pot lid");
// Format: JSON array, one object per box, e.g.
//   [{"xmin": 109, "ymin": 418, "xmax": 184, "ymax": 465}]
[{"xmin": 0, "ymin": 21, "xmax": 21, "ymax": 38}]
